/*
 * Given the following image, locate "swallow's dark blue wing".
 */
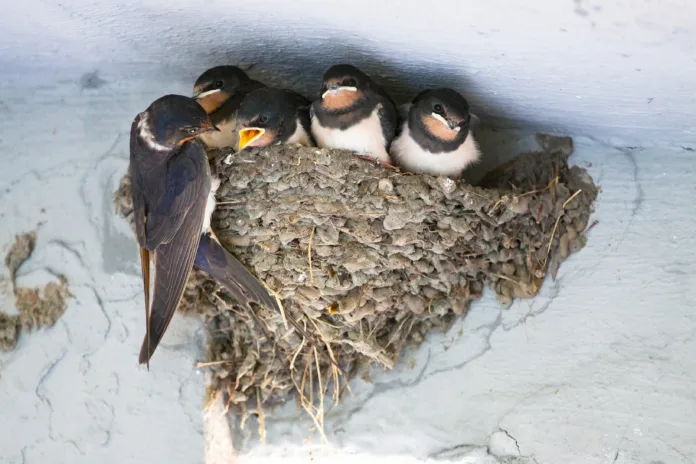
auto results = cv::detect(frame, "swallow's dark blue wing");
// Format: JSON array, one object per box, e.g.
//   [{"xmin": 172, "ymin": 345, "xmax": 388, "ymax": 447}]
[
  {"xmin": 138, "ymin": 141, "xmax": 211, "ymax": 364},
  {"xmin": 377, "ymin": 97, "xmax": 398, "ymax": 150},
  {"xmin": 364, "ymin": 79, "xmax": 398, "ymax": 149},
  {"xmin": 394, "ymin": 103, "xmax": 411, "ymax": 138},
  {"xmin": 143, "ymin": 142, "xmax": 209, "ymax": 249},
  {"xmin": 285, "ymin": 90, "xmax": 314, "ymax": 145}
]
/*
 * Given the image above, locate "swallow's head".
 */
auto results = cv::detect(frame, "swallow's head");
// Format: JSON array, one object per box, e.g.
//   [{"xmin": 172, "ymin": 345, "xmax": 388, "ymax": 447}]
[
  {"xmin": 236, "ymin": 88, "xmax": 294, "ymax": 151},
  {"xmin": 140, "ymin": 95, "xmax": 218, "ymax": 149},
  {"xmin": 411, "ymin": 88, "xmax": 471, "ymax": 143},
  {"xmin": 192, "ymin": 66, "xmax": 251, "ymax": 114},
  {"xmin": 319, "ymin": 64, "xmax": 371, "ymax": 113}
]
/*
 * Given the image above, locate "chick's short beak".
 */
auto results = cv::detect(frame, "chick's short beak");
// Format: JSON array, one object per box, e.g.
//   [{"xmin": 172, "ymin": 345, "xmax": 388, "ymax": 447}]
[
  {"xmin": 238, "ymin": 127, "xmax": 265, "ymax": 151},
  {"xmin": 193, "ymin": 88, "xmax": 221, "ymax": 100},
  {"xmin": 321, "ymin": 83, "xmax": 357, "ymax": 99}
]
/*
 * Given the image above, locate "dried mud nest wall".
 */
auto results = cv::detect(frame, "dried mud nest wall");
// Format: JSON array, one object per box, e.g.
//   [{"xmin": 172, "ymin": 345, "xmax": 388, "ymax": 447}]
[{"xmin": 114, "ymin": 135, "xmax": 598, "ymax": 416}]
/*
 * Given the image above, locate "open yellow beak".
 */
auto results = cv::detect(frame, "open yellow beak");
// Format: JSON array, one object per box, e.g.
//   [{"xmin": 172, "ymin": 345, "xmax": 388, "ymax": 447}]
[{"xmin": 238, "ymin": 127, "xmax": 265, "ymax": 151}]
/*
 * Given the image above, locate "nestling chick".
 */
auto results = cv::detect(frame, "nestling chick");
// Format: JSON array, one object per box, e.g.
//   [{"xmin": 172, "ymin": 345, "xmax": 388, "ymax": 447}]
[
  {"xmin": 192, "ymin": 65, "xmax": 265, "ymax": 149},
  {"xmin": 391, "ymin": 88, "xmax": 481, "ymax": 179},
  {"xmin": 237, "ymin": 87, "xmax": 314, "ymax": 151},
  {"xmin": 310, "ymin": 64, "xmax": 397, "ymax": 164}
]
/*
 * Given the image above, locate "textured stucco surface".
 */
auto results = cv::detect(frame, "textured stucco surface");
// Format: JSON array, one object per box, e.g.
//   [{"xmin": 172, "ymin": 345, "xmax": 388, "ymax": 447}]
[{"xmin": 1, "ymin": 1, "xmax": 696, "ymax": 463}]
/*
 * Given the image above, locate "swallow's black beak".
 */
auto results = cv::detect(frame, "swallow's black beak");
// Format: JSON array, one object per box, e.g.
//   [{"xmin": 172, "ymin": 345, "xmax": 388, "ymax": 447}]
[{"xmin": 447, "ymin": 120, "xmax": 457, "ymax": 130}]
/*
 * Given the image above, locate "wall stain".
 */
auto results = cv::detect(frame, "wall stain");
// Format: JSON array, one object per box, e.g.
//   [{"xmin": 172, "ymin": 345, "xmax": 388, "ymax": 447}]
[
  {"xmin": 79, "ymin": 71, "xmax": 107, "ymax": 90},
  {"xmin": 573, "ymin": 0, "xmax": 589, "ymax": 17}
]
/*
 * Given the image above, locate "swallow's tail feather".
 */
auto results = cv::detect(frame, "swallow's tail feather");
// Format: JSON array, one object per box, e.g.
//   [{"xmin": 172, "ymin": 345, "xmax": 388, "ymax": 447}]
[
  {"xmin": 138, "ymin": 215, "xmax": 204, "ymax": 365},
  {"xmin": 194, "ymin": 232, "xmax": 280, "ymax": 313}
]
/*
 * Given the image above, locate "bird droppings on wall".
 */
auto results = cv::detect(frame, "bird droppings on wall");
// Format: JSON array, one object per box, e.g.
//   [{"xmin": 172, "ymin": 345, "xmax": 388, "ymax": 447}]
[
  {"xmin": 79, "ymin": 70, "xmax": 107, "ymax": 91},
  {"xmin": 113, "ymin": 133, "xmax": 597, "ymax": 436},
  {"xmin": 0, "ymin": 231, "xmax": 72, "ymax": 351}
]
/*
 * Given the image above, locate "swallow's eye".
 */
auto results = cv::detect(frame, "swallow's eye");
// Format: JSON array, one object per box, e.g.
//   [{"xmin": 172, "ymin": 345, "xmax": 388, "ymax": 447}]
[
  {"xmin": 433, "ymin": 104, "xmax": 444, "ymax": 114},
  {"xmin": 188, "ymin": 128, "xmax": 197, "ymax": 134},
  {"xmin": 258, "ymin": 115, "xmax": 268, "ymax": 124},
  {"xmin": 346, "ymin": 78, "xmax": 357, "ymax": 87},
  {"xmin": 214, "ymin": 80, "xmax": 223, "ymax": 89}
]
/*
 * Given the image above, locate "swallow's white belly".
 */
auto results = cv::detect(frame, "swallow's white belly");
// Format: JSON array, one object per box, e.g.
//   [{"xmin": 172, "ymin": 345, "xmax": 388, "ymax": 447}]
[
  {"xmin": 286, "ymin": 121, "xmax": 313, "ymax": 146},
  {"xmin": 391, "ymin": 125, "xmax": 480, "ymax": 177},
  {"xmin": 202, "ymin": 177, "xmax": 220, "ymax": 233},
  {"xmin": 311, "ymin": 107, "xmax": 389, "ymax": 162}
]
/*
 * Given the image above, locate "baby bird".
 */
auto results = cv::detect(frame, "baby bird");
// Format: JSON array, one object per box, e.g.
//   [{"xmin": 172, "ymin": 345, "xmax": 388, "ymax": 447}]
[
  {"xmin": 236, "ymin": 87, "xmax": 314, "ymax": 151},
  {"xmin": 310, "ymin": 64, "xmax": 397, "ymax": 164},
  {"xmin": 391, "ymin": 88, "xmax": 481, "ymax": 179},
  {"xmin": 192, "ymin": 65, "xmax": 265, "ymax": 149}
]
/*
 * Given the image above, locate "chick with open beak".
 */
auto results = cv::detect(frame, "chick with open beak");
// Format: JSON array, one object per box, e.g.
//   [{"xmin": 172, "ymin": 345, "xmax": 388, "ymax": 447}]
[
  {"xmin": 236, "ymin": 87, "xmax": 314, "ymax": 151},
  {"xmin": 192, "ymin": 65, "xmax": 265, "ymax": 149},
  {"xmin": 390, "ymin": 88, "xmax": 481, "ymax": 179},
  {"xmin": 310, "ymin": 64, "xmax": 397, "ymax": 164}
]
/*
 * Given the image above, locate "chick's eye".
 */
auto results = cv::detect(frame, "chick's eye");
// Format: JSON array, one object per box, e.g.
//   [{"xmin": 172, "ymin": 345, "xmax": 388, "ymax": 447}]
[
  {"xmin": 433, "ymin": 104, "xmax": 444, "ymax": 114},
  {"xmin": 346, "ymin": 78, "xmax": 357, "ymax": 87},
  {"xmin": 258, "ymin": 115, "xmax": 268, "ymax": 124},
  {"xmin": 214, "ymin": 80, "xmax": 223, "ymax": 88}
]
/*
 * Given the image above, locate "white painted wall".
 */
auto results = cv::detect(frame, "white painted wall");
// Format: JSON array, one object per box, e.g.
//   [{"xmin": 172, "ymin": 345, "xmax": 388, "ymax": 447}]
[
  {"xmin": 3, "ymin": 0, "xmax": 696, "ymax": 146},
  {"xmin": 2, "ymin": 1, "xmax": 696, "ymax": 464}
]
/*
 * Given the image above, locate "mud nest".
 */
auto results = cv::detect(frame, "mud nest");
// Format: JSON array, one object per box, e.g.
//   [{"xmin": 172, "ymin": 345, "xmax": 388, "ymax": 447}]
[{"xmin": 114, "ymin": 135, "xmax": 598, "ymax": 419}]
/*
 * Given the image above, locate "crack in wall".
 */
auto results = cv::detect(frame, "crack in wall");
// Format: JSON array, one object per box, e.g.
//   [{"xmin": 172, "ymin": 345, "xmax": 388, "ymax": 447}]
[{"xmin": 35, "ymin": 350, "xmax": 67, "ymax": 441}]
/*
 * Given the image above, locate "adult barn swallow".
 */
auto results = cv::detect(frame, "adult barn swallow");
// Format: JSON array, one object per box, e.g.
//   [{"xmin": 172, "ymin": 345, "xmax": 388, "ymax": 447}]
[
  {"xmin": 192, "ymin": 66, "xmax": 265, "ymax": 149},
  {"xmin": 390, "ymin": 88, "xmax": 481, "ymax": 179},
  {"xmin": 310, "ymin": 64, "xmax": 397, "ymax": 164},
  {"xmin": 237, "ymin": 87, "xmax": 315, "ymax": 151},
  {"xmin": 130, "ymin": 94, "xmax": 280, "ymax": 365}
]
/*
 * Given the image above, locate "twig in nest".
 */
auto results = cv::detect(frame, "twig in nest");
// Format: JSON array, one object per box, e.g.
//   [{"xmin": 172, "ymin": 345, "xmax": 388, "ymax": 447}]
[
  {"xmin": 492, "ymin": 273, "xmax": 523, "ymax": 287},
  {"xmin": 582, "ymin": 220, "xmax": 599, "ymax": 235},
  {"xmin": 331, "ymin": 364, "xmax": 340, "ymax": 403},
  {"xmin": 256, "ymin": 388, "xmax": 266, "ymax": 444},
  {"xmin": 261, "ymin": 281, "xmax": 288, "ymax": 330},
  {"xmin": 354, "ymin": 154, "xmax": 401, "ymax": 171},
  {"xmin": 562, "ymin": 188, "xmax": 583, "ymax": 209},
  {"xmin": 215, "ymin": 201, "xmax": 247, "ymax": 208},
  {"xmin": 314, "ymin": 347, "xmax": 325, "ymax": 438},
  {"xmin": 222, "ymin": 386, "xmax": 235, "ymax": 415},
  {"xmin": 195, "ymin": 360, "xmax": 235, "ymax": 368},
  {"xmin": 239, "ymin": 402, "xmax": 248, "ymax": 429},
  {"xmin": 543, "ymin": 189, "xmax": 583, "ymax": 268},
  {"xmin": 306, "ymin": 316, "xmax": 343, "ymax": 374},
  {"xmin": 308, "ymin": 225, "xmax": 315, "ymax": 284},
  {"xmin": 552, "ymin": 162, "xmax": 559, "ymax": 203},
  {"xmin": 291, "ymin": 362, "xmax": 329, "ymax": 444},
  {"xmin": 290, "ymin": 337, "xmax": 306, "ymax": 371},
  {"xmin": 491, "ymin": 180, "xmax": 557, "ymax": 213},
  {"xmin": 535, "ymin": 203, "xmax": 544, "ymax": 224},
  {"xmin": 386, "ymin": 315, "xmax": 410, "ymax": 349}
]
